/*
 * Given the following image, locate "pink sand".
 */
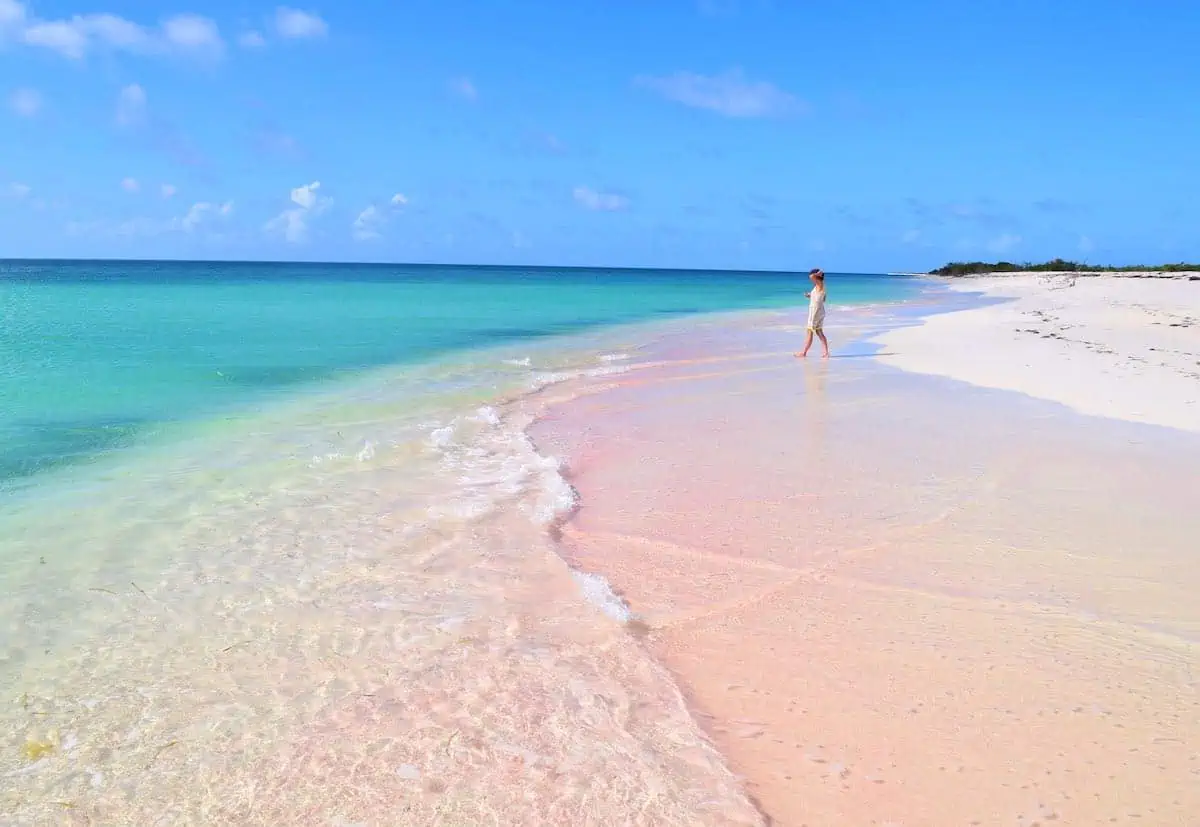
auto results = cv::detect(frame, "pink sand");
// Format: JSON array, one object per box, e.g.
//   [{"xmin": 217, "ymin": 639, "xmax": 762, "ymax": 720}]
[{"xmin": 531, "ymin": 308, "xmax": 1200, "ymax": 826}]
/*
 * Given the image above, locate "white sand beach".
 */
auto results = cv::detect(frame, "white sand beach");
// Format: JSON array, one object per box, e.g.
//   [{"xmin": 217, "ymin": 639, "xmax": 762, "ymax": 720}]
[{"xmin": 875, "ymin": 273, "xmax": 1200, "ymax": 432}]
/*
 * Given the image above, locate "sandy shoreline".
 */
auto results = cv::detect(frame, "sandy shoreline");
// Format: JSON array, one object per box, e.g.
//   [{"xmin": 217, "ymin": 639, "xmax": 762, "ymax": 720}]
[
  {"xmin": 875, "ymin": 274, "xmax": 1199, "ymax": 432},
  {"xmin": 940, "ymin": 269, "xmax": 1200, "ymax": 281},
  {"xmin": 532, "ymin": 298, "xmax": 1200, "ymax": 825}
]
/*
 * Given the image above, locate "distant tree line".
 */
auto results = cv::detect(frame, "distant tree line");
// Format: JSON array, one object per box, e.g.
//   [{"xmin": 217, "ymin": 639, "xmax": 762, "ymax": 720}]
[{"xmin": 930, "ymin": 259, "xmax": 1200, "ymax": 276}]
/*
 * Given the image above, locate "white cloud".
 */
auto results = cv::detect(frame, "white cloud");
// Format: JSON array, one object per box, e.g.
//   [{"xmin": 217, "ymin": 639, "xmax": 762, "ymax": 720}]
[
  {"xmin": 266, "ymin": 209, "xmax": 307, "ymax": 242},
  {"xmin": 636, "ymin": 68, "xmax": 803, "ymax": 118},
  {"xmin": 450, "ymin": 77, "xmax": 477, "ymax": 101},
  {"xmin": 3, "ymin": 3, "xmax": 224, "ymax": 60},
  {"xmin": 161, "ymin": 183, "xmax": 177, "ymax": 198},
  {"xmin": 0, "ymin": 0, "xmax": 27, "ymax": 27},
  {"xmin": 267, "ymin": 181, "xmax": 328, "ymax": 243},
  {"xmin": 8, "ymin": 182, "xmax": 31, "ymax": 199},
  {"xmin": 238, "ymin": 30, "xmax": 265, "ymax": 48},
  {"xmin": 22, "ymin": 20, "xmax": 89, "ymax": 58},
  {"xmin": 9, "ymin": 87, "xmax": 41, "ymax": 117},
  {"xmin": 353, "ymin": 195, "xmax": 408, "ymax": 240},
  {"xmin": 67, "ymin": 197, "xmax": 232, "ymax": 238},
  {"xmin": 166, "ymin": 200, "xmax": 234, "ymax": 232},
  {"xmin": 83, "ymin": 13, "xmax": 152, "ymax": 50},
  {"xmin": 986, "ymin": 233, "xmax": 1021, "ymax": 254},
  {"xmin": 161, "ymin": 13, "xmax": 222, "ymax": 56},
  {"xmin": 115, "ymin": 83, "xmax": 147, "ymax": 127},
  {"xmin": 275, "ymin": 7, "xmax": 327, "ymax": 39},
  {"xmin": 290, "ymin": 180, "xmax": 321, "ymax": 209},
  {"xmin": 180, "ymin": 200, "xmax": 212, "ymax": 231},
  {"xmin": 353, "ymin": 205, "xmax": 381, "ymax": 241},
  {"xmin": 121, "ymin": 177, "xmax": 140, "ymax": 192},
  {"xmin": 573, "ymin": 186, "xmax": 629, "ymax": 212}
]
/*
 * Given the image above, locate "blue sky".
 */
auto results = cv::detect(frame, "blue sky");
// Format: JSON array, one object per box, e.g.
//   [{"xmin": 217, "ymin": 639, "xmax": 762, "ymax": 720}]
[{"xmin": 2, "ymin": 0, "xmax": 1198, "ymax": 271}]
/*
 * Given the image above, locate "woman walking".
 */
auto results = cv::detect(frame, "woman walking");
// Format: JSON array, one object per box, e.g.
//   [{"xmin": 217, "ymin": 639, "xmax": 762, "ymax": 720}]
[{"xmin": 796, "ymin": 268, "xmax": 829, "ymax": 358}]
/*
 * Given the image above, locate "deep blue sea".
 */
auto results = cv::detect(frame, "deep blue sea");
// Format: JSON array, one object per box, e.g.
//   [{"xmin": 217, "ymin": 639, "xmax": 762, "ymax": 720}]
[{"xmin": 0, "ymin": 260, "xmax": 917, "ymax": 491}]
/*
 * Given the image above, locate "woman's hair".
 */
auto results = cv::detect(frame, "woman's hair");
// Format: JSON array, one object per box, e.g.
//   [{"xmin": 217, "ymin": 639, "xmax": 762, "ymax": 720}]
[{"xmin": 809, "ymin": 268, "xmax": 825, "ymax": 285}]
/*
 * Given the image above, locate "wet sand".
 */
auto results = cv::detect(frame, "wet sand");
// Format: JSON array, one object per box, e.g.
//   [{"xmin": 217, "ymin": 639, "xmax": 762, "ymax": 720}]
[{"xmin": 531, "ymin": 306, "xmax": 1200, "ymax": 826}]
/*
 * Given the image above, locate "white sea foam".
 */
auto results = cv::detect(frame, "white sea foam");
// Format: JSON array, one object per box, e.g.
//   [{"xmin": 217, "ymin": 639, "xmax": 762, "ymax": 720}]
[
  {"xmin": 524, "ymin": 452, "xmax": 579, "ymax": 526},
  {"xmin": 471, "ymin": 405, "xmax": 501, "ymax": 426},
  {"xmin": 530, "ymin": 370, "xmax": 573, "ymax": 391},
  {"xmin": 428, "ymin": 425, "xmax": 455, "ymax": 448},
  {"xmin": 571, "ymin": 569, "xmax": 633, "ymax": 623},
  {"xmin": 586, "ymin": 365, "xmax": 629, "ymax": 379}
]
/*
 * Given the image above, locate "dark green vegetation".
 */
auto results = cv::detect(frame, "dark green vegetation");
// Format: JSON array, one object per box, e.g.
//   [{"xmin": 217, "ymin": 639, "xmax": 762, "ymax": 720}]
[{"xmin": 930, "ymin": 259, "xmax": 1200, "ymax": 276}]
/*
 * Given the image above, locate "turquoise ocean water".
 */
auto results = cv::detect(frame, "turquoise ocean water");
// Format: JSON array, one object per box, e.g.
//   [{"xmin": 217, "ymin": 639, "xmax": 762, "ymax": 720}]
[
  {"xmin": 1, "ymin": 260, "xmax": 915, "ymax": 492},
  {"xmin": 0, "ymin": 260, "xmax": 920, "ymax": 824}
]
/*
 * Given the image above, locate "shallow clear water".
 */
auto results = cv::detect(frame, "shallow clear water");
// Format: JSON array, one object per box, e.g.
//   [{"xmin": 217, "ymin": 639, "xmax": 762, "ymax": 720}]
[{"xmin": 0, "ymin": 261, "xmax": 919, "ymax": 824}]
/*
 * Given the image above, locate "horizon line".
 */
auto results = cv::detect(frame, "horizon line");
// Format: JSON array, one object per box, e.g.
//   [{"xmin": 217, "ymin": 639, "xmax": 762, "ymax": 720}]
[{"xmin": 0, "ymin": 257, "xmax": 919, "ymax": 277}]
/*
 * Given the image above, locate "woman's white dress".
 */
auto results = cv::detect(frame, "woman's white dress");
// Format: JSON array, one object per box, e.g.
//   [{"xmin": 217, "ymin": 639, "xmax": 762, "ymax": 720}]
[{"xmin": 807, "ymin": 287, "xmax": 826, "ymax": 331}]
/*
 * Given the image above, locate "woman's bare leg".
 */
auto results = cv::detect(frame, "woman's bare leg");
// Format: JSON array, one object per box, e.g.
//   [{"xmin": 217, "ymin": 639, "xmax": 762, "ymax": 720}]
[
  {"xmin": 816, "ymin": 329, "xmax": 830, "ymax": 358},
  {"xmin": 796, "ymin": 330, "xmax": 814, "ymax": 357}
]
